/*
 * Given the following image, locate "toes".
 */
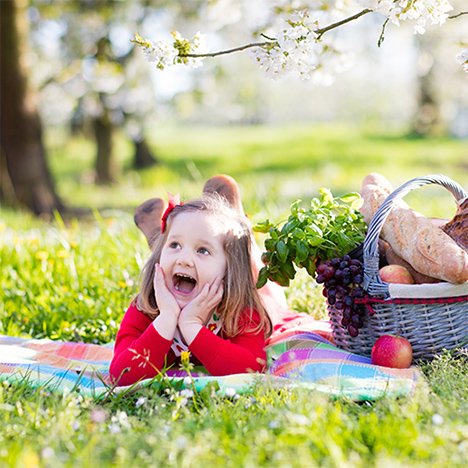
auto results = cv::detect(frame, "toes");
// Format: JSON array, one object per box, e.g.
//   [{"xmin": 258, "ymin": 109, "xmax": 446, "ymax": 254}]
[
  {"xmin": 203, "ymin": 174, "xmax": 243, "ymax": 214},
  {"xmin": 134, "ymin": 197, "xmax": 165, "ymax": 248}
]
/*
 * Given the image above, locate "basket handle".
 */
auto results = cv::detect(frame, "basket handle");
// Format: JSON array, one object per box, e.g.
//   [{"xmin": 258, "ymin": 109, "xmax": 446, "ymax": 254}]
[{"xmin": 363, "ymin": 174, "xmax": 467, "ymax": 296}]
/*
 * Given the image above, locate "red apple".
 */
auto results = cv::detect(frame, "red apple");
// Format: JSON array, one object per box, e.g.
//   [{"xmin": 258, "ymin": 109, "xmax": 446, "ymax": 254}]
[
  {"xmin": 379, "ymin": 264, "xmax": 415, "ymax": 284},
  {"xmin": 371, "ymin": 335, "xmax": 413, "ymax": 368}
]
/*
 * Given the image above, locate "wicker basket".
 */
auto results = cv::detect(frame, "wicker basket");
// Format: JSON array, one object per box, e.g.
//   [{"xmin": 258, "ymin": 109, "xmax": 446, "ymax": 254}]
[{"xmin": 328, "ymin": 175, "xmax": 468, "ymax": 359}]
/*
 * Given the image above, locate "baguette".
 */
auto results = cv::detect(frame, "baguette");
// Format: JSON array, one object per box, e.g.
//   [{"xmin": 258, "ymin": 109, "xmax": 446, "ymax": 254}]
[
  {"xmin": 360, "ymin": 173, "xmax": 468, "ymax": 284},
  {"xmin": 382, "ymin": 241, "xmax": 441, "ymax": 284}
]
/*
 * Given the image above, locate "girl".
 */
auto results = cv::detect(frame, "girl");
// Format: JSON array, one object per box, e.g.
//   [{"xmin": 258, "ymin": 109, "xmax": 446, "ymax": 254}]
[{"xmin": 110, "ymin": 194, "xmax": 272, "ymax": 386}]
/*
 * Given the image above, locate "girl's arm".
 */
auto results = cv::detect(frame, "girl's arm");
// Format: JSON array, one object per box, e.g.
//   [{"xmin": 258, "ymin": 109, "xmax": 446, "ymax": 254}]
[
  {"xmin": 109, "ymin": 304, "xmax": 176, "ymax": 386},
  {"xmin": 187, "ymin": 309, "xmax": 267, "ymax": 376}
]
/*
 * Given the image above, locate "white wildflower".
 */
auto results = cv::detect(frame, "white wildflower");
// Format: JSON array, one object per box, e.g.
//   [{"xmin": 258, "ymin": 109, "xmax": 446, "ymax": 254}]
[
  {"xmin": 289, "ymin": 413, "xmax": 310, "ymax": 426},
  {"xmin": 135, "ymin": 396, "xmax": 146, "ymax": 408},
  {"xmin": 224, "ymin": 387, "xmax": 237, "ymax": 398},
  {"xmin": 269, "ymin": 420, "xmax": 280, "ymax": 429},
  {"xmin": 90, "ymin": 408, "xmax": 107, "ymax": 423},
  {"xmin": 175, "ymin": 436, "xmax": 188, "ymax": 449},
  {"xmin": 432, "ymin": 413, "xmax": 444, "ymax": 425},
  {"xmin": 41, "ymin": 447, "xmax": 55, "ymax": 459},
  {"xmin": 183, "ymin": 376, "xmax": 193, "ymax": 386},
  {"xmin": 179, "ymin": 389, "xmax": 194, "ymax": 398},
  {"xmin": 109, "ymin": 423, "xmax": 121, "ymax": 434}
]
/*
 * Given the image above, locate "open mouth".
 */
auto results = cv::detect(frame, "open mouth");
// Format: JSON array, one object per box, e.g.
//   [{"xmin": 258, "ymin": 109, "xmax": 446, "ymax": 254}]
[{"xmin": 173, "ymin": 273, "xmax": 197, "ymax": 294}]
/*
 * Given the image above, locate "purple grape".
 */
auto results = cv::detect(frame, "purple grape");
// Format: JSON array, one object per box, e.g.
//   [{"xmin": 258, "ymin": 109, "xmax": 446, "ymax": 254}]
[
  {"xmin": 354, "ymin": 274, "xmax": 363, "ymax": 284},
  {"xmin": 348, "ymin": 325, "xmax": 359, "ymax": 337},
  {"xmin": 316, "ymin": 274, "xmax": 326, "ymax": 284}
]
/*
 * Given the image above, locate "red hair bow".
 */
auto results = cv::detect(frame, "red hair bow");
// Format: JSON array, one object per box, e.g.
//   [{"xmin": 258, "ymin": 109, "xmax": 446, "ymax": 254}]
[{"xmin": 161, "ymin": 193, "xmax": 183, "ymax": 233}]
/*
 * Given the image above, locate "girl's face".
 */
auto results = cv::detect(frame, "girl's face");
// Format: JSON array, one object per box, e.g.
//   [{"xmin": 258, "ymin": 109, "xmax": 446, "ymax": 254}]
[{"xmin": 159, "ymin": 212, "xmax": 228, "ymax": 308}]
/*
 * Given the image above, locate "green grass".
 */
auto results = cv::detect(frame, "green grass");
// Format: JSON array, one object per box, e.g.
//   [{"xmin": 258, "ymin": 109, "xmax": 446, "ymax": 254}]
[{"xmin": 1, "ymin": 124, "xmax": 467, "ymax": 466}]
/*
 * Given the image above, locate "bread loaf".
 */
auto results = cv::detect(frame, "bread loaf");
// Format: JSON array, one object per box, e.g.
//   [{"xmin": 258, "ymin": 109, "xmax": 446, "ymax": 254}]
[
  {"xmin": 360, "ymin": 173, "xmax": 468, "ymax": 284},
  {"xmin": 442, "ymin": 198, "xmax": 468, "ymax": 251},
  {"xmin": 383, "ymin": 242, "xmax": 441, "ymax": 284}
]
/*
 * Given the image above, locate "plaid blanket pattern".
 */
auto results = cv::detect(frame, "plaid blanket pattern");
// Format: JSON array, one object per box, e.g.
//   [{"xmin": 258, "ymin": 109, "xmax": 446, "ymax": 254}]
[{"xmin": 0, "ymin": 331, "xmax": 419, "ymax": 401}]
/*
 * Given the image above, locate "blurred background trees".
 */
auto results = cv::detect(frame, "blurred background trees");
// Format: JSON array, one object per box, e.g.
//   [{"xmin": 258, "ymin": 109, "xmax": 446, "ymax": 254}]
[{"xmin": 1, "ymin": 0, "xmax": 466, "ymax": 216}]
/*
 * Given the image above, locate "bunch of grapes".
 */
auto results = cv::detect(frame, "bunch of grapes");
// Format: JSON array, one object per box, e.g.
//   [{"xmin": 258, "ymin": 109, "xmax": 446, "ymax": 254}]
[{"xmin": 316, "ymin": 255, "xmax": 366, "ymax": 337}]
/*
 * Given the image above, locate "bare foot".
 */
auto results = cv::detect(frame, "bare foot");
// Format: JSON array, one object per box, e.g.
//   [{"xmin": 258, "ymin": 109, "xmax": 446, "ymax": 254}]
[
  {"xmin": 202, "ymin": 174, "xmax": 243, "ymax": 215},
  {"xmin": 134, "ymin": 197, "xmax": 164, "ymax": 248}
]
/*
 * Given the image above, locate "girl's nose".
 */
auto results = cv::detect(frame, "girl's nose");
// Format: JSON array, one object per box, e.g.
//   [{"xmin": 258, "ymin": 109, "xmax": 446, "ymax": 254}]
[{"xmin": 176, "ymin": 251, "xmax": 194, "ymax": 267}]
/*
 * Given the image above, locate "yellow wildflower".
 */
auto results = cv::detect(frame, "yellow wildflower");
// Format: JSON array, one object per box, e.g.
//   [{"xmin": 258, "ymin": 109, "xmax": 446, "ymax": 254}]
[
  {"xmin": 35, "ymin": 251, "xmax": 48, "ymax": 260},
  {"xmin": 57, "ymin": 249, "xmax": 69, "ymax": 258},
  {"xmin": 180, "ymin": 351, "xmax": 191, "ymax": 366}
]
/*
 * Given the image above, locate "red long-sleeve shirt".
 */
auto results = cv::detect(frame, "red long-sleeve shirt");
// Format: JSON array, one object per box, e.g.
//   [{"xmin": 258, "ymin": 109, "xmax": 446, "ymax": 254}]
[{"xmin": 109, "ymin": 304, "xmax": 267, "ymax": 386}]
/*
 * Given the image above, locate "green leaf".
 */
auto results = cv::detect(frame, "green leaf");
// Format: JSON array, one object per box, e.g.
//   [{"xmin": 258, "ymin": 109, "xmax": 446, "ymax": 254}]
[
  {"xmin": 282, "ymin": 219, "xmax": 298, "ymax": 235},
  {"xmin": 306, "ymin": 224, "xmax": 323, "ymax": 237},
  {"xmin": 281, "ymin": 261, "xmax": 296, "ymax": 279},
  {"xmin": 339, "ymin": 192, "xmax": 363, "ymax": 210},
  {"xmin": 276, "ymin": 240, "xmax": 289, "ymax": 263},
  {"xmin": 256, "ymin": 267, "xmax": 269, "ymax": 289},
  {"xmin": 290, "ymin": 199, "xmax": 302, "ymax": 215},
  {"xmin": 253, "ymin": 219, "xmax": 273, "ymax": 233},
  {"xmin": 295, "ymin": 240, "xmax": 309, "ymax": 263},
  {"xmin": 305, "ymin": 258, "xmax": 316, "ymax": 276}
]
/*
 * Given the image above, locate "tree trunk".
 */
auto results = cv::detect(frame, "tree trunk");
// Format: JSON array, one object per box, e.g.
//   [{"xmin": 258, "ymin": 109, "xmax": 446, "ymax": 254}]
[
  {"xmin": 93, "ymin": 107, "xmax": 115, "ymax": 184},
  {"xmin": 132, "ymin": 137, "xmax": 158, "ymax": 169},
  {"xmin": 410, "ymin": 34, "xmax": 443, "ymax": 137},
  {"xmin": 0, "ymin": 0, "xmax": 63, "ymax": 215}
]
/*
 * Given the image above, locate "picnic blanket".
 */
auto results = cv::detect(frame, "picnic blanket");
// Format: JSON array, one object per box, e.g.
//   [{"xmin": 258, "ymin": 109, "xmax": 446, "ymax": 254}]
[{"xmin": 0, "ymin": 321, "xmax": 420, "ymax": 401}]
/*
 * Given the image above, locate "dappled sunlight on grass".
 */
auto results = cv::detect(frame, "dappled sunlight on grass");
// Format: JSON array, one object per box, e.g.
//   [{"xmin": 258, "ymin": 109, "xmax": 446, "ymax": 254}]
[{"xmin": 45, "ymin": 124, "xmax": 467, "ymax": 219}]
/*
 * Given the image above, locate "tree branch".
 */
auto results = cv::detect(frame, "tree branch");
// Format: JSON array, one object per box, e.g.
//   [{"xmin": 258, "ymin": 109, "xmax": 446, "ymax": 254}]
[
  {"xmin": 183, "ymin": 41, "xmax": 274, "ymax": 58},
  {"xmin": 180, "ymin": 8, "xmax": 465, "ymax": 59},
  {"xmin": 448, "ymin": 11, "xmax": 467, "ymax": 19},
  {"xmin": 182, "ymin": 8, "xmax": 373, "ymax": 58},
  {"xmin": 315, "ymin": 8, "xmax": 372, "ymax": 40},
  {"xmin": 377, "ymin": 18, "xmax": 390, "ymax": 48}
]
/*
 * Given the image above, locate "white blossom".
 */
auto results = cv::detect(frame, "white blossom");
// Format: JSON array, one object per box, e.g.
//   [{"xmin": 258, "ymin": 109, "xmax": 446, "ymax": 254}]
[
  {"xmin": 457, "ymin": 48, "xmax": 468, "ymax": 73},
  {"xmin": 141, "ymin": 39, "xmax": 178, "ymax": 70},
  {"xmin": 360, "ymin": 0, "xmax": 453, "ymax": 34},
  {"xmin": 136, "ymin": 0, "xmax": 458, "ymax": 81}
]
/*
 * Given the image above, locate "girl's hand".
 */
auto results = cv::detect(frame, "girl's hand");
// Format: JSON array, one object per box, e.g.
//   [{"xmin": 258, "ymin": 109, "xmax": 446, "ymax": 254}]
[
  {"xmin": 178, "ymin": 277, "xmax": 224, "ymax": 344},
  {"xmin": 153, "ymin": 264, "xmax": 180, "ymax": 322}
]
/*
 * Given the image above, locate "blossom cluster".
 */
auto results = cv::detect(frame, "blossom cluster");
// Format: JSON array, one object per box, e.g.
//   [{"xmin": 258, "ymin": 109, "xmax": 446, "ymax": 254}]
[
  {"xmin": 132, "ymin": 31, "xmax": 206, "ymax": 70},
  {"xmin": 361, "ymin": 0, "xmax": 453, "ymax": 34},
  {"xmin": 134, "ymin": 0, "xmax": 464, "ymax": 79}
]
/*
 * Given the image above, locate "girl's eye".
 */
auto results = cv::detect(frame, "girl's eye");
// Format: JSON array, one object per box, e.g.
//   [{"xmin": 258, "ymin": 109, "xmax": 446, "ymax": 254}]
[
  {"xmin": 169, "ymin": 242, "xmax": 180, "ymax": 249},
  {"xmin": 197, "ymin": 247, "xmax": 210, "ymax": 255}
]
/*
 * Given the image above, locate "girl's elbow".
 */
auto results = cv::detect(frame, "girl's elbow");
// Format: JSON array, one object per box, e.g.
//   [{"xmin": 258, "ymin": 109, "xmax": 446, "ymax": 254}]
[{"xmin": 109, "ymin": 360, "xmax": 130, "ymax": 386}]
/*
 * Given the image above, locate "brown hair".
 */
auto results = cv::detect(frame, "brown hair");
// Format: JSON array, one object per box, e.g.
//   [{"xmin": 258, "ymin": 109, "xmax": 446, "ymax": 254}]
[{"xmin": 135, "ymin": 194, "xmax": 272, "ymax": 338}]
